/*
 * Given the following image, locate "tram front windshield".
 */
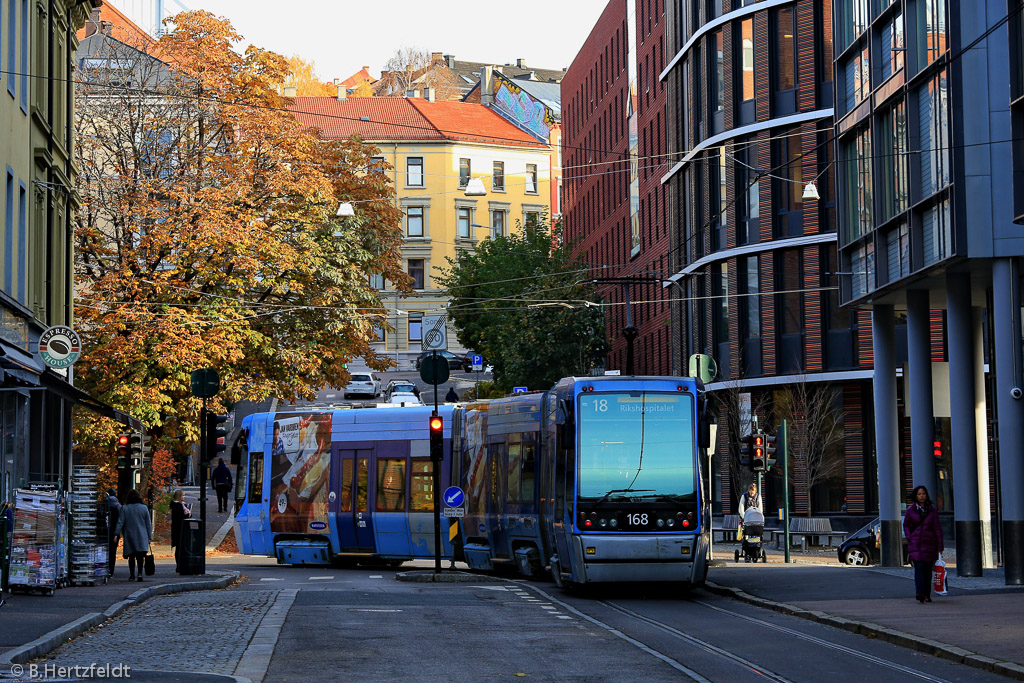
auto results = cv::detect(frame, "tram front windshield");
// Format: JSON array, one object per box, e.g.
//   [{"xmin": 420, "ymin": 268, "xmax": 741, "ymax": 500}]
[{"xmin": 577, "ymin": 391, "xmax": 696, "ymax": 503}]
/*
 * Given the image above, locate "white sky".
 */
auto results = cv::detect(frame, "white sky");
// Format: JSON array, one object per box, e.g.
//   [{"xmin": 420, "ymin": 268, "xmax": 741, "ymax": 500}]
[{"xmin": 182, "ymin": 0, "xmax": 610, "ymax": 82}]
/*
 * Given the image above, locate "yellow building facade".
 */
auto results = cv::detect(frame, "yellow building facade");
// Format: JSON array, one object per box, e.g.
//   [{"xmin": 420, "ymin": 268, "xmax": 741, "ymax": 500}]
[{"xmin": 290, "ymin": 96, "xmax": 551, "ymax": 368}]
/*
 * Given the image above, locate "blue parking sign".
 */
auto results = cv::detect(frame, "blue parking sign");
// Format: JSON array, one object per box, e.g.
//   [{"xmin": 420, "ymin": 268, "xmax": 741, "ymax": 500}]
[{"xmin": 513, "ymin": 387, "xmax": 527, "ymax": 394}]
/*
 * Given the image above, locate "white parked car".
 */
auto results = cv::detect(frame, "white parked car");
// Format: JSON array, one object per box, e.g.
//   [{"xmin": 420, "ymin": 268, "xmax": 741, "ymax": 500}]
[
  {"xmin": 343, "ymin": 373, "xmax": 381, "ymax": 399},
  {"xmin": 384, "ymin": 381, "xmax": 419, "ymax": 401},
  {"xmin": 387, "ymin": 391, "xmax": 421, "ymax": 405}
]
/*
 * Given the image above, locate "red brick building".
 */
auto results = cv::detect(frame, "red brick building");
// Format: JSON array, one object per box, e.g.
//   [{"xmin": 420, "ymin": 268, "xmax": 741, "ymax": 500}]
[{"xmin": 562, "ymin": 0, "xmax": 672, "ymax": 375}]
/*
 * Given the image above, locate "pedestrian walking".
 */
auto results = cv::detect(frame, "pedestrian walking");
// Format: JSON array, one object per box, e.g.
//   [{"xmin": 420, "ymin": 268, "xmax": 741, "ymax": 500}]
[
  {"xmin": 445, "ymin": 387, "xmax": 459, "ymax": 402},
  {"xmin": 115, "ymin": 489, "xmax": 152, "ymax": 582},
  {"xmin": 738, "ymin": 483, "xmax": 762, "ymax": 515},
  {"xmin": 903, "ymin": 485, "xmax": 944, "ymax": 603},
  {"xmin": 170, "ymin": 490, "xmax": 190, "ymax": 573},
  {"xmin": 211, "ymin": 458, "xmax": 233, "ymax": 513},
  {"xmin": 0, "ymin": 499, "xmax": 10, "ymax": 608},
  {"xmin": 105, "ymin": 488, "xmax": 122, "ymax": 577}
]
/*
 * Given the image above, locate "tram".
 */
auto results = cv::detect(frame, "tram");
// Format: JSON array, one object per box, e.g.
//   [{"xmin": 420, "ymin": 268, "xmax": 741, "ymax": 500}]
[{"xmin": 233, "ymin": 375, "xmax": 712, "ymax": 586}]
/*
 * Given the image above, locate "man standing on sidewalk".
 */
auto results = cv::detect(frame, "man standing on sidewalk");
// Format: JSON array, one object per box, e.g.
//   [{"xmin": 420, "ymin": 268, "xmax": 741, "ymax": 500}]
[
  {"xmin": 105, "ymin": 489, "xmax": 122, "ymax": 577},
  {"xmin": 211, "ymin": 458, "xmax": 233, "ymax": 513}
]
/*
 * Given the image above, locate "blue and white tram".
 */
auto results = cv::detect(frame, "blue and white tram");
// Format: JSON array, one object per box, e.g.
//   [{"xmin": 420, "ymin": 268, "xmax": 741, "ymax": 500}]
[
  {"xmin": 234, "ymin": 404, "xmax": 456, "ymax": 566},
  {"xmin": 452, "ymin": 375, "xmax": 711, "ymax": 586},
  {"xmin": 233, "ymin": 375, "xmax": 711, "ymax": 586}
]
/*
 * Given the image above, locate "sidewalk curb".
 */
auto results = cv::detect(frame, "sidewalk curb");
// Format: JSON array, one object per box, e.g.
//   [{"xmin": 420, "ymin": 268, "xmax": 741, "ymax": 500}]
[
  {"xmin": 705, "ymin": 581, "xmax": 1024, "ymax": 681},
  {"xmin": 0, "ymin": 571, "xmax": 240, "ymax": 667}
]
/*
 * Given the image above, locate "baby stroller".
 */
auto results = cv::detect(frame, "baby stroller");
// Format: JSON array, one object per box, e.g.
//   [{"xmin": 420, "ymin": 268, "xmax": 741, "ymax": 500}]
[{"xmin": 734, "ymin": 507, "xmax": 768, "ymax": 563}]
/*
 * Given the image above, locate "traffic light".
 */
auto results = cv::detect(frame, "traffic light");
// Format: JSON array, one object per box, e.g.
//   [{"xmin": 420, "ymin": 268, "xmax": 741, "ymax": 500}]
[
  {"xmin": 765, "ymin": 434, "xmax": 777, "ymax": 470},
  {"xmin": 751, "ymin": 432, "xmax": 766, "ymax": 472},
  {"xmin": 128, "ymin": 433, "xmax": 143, "ymax": 469},
  {"xmin": 140, "ymin": 433, "xmax": 153, "ymax": 464},
  {"xmin": 116, "ymin": 433, "xmax": 130, "ymax": 468},
  {"xmin": 429, "ymin": 414, "xmax": 444, "ymax": 462},
  {"xmin": 738, "ymin": 433, "xmax": 753, "ymax": 467},
  {"xmin": 204, "ymin": 410, "xmax": 228, "ymax": 465}
]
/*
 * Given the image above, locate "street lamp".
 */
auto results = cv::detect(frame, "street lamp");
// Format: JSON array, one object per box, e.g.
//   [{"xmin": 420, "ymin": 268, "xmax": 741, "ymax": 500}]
[
  {"xmin": 464, "ymin": 178, "xmax": 487, "ymax": 196},
  {"xmin": 337, "ymin": 202, "xmax": 355, "ymax": 217}
]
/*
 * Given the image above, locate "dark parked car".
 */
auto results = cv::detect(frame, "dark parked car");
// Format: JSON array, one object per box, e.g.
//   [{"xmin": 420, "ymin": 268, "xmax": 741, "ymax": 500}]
[
  {"xmin": 837, "ymin": 518, "xmax": 909, "ymax": 566},
  {"xmin": 415, "ymin": 350, "xmax": 462, "ymax": 370},
  {"xmin": 462, "ymin": 352, "xmax": 484, "ymax": 372}
]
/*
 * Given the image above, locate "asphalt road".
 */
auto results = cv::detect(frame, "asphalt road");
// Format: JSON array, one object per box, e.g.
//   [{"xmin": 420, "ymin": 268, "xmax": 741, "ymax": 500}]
[{"xmin": 214, "ymin": 557, "xmax": 1003, "ymax": 683}]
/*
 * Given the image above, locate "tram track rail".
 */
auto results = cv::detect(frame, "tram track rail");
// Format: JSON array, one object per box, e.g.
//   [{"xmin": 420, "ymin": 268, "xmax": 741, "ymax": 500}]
[{"xmin": 522, "ymin": 582, "xmax": 954, "ymax": 683}]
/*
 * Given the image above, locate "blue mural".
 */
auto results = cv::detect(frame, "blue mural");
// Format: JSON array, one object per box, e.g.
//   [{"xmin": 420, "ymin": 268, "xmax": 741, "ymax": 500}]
[{"xmin": 492, "ymin": 74, "xmax": 555, "ymax": 142}]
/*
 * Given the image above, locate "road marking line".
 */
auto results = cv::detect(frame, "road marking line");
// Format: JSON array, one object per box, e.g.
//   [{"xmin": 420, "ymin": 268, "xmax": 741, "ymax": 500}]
[
  {"xmin": 369, "ymin": 575, "xmax": 383, "ymax": 579},
  {"xmin": 259, "ymin": 578, "xmax": 283, "ymax": 582},
  {"xmin": 541, "ymin": 606, "xmax": 557, "ymax": 610},
  {"xmin": 556, "ymin": 615, "xmax": 572, "ymax": 619},
  {"xmin": 308, "ymin": 576, "xmax": 334, "ymax": 581}
]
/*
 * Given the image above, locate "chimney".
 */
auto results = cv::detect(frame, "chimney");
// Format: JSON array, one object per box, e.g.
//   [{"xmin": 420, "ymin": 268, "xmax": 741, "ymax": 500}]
[
  {"xmin": 425, "ymin": 86, "xmax": 435, "ymax": 102},
  {"xmin": 100, "ymin": 21, "xmax": 114, "ymax": 36},
  {"xmin": 84, "ymin": 8, "xmax": 102, "ymax": 37},
  {"xmin": 337, "ymin": 84, "xmax": 347, "ymax": 100},
  {"xmin": 516, "ymin": 58, "xmax": 526, "ymax": 68},
  {"xmin": 445, "ymin": 54, "xmax": 455, "ymax": 68},
  {"xmin": 481, "ymin": 65, "xmax": 494, "ymax": 106},
  {"xmin": 283, "ymin": 86, "xmax": 297, "ymax": 98},
  {"xmin": 430, "ymin": 52, "xmax": 443, "ymax": 64}
]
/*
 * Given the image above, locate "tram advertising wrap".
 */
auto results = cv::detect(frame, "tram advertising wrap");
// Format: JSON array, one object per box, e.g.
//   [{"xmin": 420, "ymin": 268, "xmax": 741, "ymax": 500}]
[{"xmin": 269, "ymin": 412, "xmax": 332, "ymax": 534}]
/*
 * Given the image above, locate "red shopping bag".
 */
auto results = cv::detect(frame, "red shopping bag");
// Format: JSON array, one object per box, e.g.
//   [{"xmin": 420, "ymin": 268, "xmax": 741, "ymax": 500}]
[{"xmin": 933, "ymin": 557, "xmax": 948, "ymax": 595}]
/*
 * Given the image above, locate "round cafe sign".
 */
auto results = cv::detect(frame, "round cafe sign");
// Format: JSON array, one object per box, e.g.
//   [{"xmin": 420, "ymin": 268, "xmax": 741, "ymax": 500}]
[{"xmin": 39, "ymin": 326, "xmax": 81, "ymax": 368}]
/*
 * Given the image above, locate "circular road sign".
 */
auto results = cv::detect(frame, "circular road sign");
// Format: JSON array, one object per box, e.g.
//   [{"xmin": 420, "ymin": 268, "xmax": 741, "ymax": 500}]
[
  {"xmin": 419, "ymin": 353, "xmax": 450, "ymax": 385},
  {"xmin": 443, "ymin": 486, "xmax": 465, "ymax": 508},
  {"xmin": 190, "ymin": 368, "xmax": 221, "ymax": 398},
  {"xmin": 39, "ymin": 326, "xmax": 81, "ymax": 368}
]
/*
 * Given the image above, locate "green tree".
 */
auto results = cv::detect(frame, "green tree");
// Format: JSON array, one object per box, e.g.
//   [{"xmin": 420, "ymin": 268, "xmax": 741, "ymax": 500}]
[{"xmin": 437, "ymin": 219, "xmax": 607, "ymax": 391}]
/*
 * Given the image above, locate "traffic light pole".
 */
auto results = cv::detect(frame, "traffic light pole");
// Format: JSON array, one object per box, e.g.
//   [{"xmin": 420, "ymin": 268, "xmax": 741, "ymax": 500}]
[
  {"xmin": 199, "ymin": 398, "xmax": 207, "ymax": 575},
  {"xmin": 781, "ymin": 419, "xmax": 791, "ymax": 563},
  {"xmin": 432, "ymin": 352, "xmax": 441, "ymax": 575}
]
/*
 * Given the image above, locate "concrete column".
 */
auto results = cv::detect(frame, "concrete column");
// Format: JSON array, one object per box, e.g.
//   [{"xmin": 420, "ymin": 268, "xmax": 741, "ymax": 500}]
[
  {"xmin": 906, "ymin": 290, "xmax": 937, "ymax": 497},
  {"xmin": 993, "ymin": 258, "xmax": 1024, "ymax": 584},
  {"xmin": 972, "ymin": 307, "xmax": 994, "ymax": 568},
  {"xmin": 872, "ymin": 305, "xmax": 903, "ymax": 566},
  {"xmin": 946, "ymin": 273, "xmax": 983, "ymax": 576}
]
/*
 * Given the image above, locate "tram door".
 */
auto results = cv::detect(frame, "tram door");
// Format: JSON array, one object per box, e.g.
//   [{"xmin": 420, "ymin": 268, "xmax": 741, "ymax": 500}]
[{"xmin": 335, "ymin": 449, "xmax": 376, "ymax": 553}]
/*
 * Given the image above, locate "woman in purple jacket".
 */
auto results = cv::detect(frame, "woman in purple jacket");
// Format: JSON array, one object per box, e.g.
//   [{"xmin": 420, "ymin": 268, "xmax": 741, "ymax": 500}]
[{"xmin": 903, "ymin": 485, "xmax": 944, "ymax": 602}]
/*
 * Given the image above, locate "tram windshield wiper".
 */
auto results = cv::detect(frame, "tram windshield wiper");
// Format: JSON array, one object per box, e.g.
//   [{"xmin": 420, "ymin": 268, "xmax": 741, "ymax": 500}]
[{"xmin": 594, "ymin": 488, "xmax": 655, "ymax": 505}]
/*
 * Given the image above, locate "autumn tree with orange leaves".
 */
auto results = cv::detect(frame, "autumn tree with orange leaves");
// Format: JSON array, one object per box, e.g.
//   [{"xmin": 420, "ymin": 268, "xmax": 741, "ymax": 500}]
[
  {"xmin": 281, "ymin": 55, "xmax": 336, "ymax": 96},
  {"xmin": 73, "ymin": 11, "xmax": 407, "ymax": 485}
]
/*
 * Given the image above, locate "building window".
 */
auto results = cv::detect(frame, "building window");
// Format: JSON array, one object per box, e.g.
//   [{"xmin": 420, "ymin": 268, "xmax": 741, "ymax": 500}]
[
  {"xmin": 773, "ymin": 128, "xmax": 803, "ymax": 237},
  {"xmin": 408, "ymin": 313, "xmax": 423, "ymax": 343},
  {"xmin": 739, "ymin": 19, "xmax": 754, "ymax": 102},
  {"xmin": 17, "ymin": 181, "xmax": 25, "ymax": 301},
  {"xmin": 368, "ymin": 273, "xmax": 384, "ymax": 289},
  {"xmin": 879, "ymin": 101, "xmax": 909, "ymax": 221},
  {"xmin": 850, "ymin": 241, "xmax": 875, "ymax": 298},
  {"xmin": 838, "ymin": 0, "xmax": 870, "ymax": 48},
  {"xmin": 369, "ymin": 156, "xmax": 386, "ymax": 173},
  {"xmin": 774, "ymin": 7, "xmax": 797, "ymax": 92},
  {"xmin": 7, "ymin": 0, "xmax": 15, "ymax": 97},
  {"xmin": 491, "ymin": 209, "xmax": 505, "ymax": 237},
  {"xmin": 885, "ymin": 222, "xmax": 910, "ymax": 282},
  {"xmin": 917, "ymin": 69, "xmax": 950, "ymax": 197},
  {"xmin": 842, "ymin": 126, "xmax": 873, "ymax": 241},
  {"xmin": 710, "ymin": 30, "xmax": 724, "ymax": 116},
  {"xmin": 406, "ymin": 156, "xmax": 424, "ymax": 187},
  {"xmin": 736, "ymin": 140, "xmax": 759, "ymax": 244},
  {"xmin": 459, "ymin": 158, "xmax": 471, "ymax": 188},
  {"xmin": 712, "ymin": 147, "xmax": 727, "ymax": 249},
  {"xmin": 916, "ymin": 0, "xmax": 947, "ymax": 69},
  {"xmin": 742, "ymin": 255, "xmax": 760, "ymax": 340},
  {"xmin": 922, "ymin": 199, "xmax": 952, "ymax": 265},
  {"xmin": 457, "ymin": 207, "xmax": 471, "ymax": 238},
  {"xmin": 880, "ymin": 13, "xmax": 905, "ymax": 82},
  {"xmin": 525, "ymin": 164, "xmax": 538, "ymax": 193},
  {"xmin": 4, "ymin": 168, "xmax": 12, "ymax": 294},
  {"xmin": 841, "ymin": 42, "xmax": 870, "ymax": 113},
  {"xmin": 408, "ymin": 259, "xmax": 425, "ymax": 290},
  {"xmin": 406, "ymin": 206, "xmax": 424, "ymax": 237},
  {"xmin": 19, "ymin": 0, "xmax": 26, "ymax": 111},
  {"xmin": 492, "ymin": 161, "xmax": 504, "ymax": 191},
  {"xmin": 525, "ymin": 210, "xmax": 540, "ymax": 226},
  {"xmin": 776, "ymin": 249, "xmax": 804, "ymax": 373}
]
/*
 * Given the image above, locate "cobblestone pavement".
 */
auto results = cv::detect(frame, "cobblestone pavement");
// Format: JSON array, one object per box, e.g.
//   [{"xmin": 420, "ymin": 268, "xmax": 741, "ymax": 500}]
[{"xmin": 30, "ymin": 589, "xmax": 278, "ymax": 676}]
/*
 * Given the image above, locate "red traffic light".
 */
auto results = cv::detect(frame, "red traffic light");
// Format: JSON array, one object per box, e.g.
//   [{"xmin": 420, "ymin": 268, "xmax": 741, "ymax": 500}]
[
  {"xmin": 429, "ymin": 416, "xmax": 443, "ymax": 432},
  {"xmin": 754, "ymin": 435, "xmax": 764, "ymax": 447},
  {"xmin": 118, "ymin": 435, "xmax": 130, "ymax": 446}
]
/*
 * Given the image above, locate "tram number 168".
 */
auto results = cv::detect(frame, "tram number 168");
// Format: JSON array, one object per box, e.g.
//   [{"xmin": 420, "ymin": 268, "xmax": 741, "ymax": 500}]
[{"xmin": 627, "ymin": 513, "xmax": 649, "ymax": 526}]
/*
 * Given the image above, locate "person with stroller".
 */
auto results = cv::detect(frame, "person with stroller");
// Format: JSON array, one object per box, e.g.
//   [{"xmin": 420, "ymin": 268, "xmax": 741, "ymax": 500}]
[
  {"xmin": 736, "ymin": 483, "xmax": 767, "ymax": 562},
  {"xmin": 738, "ymin": 483, "xmax": 762, "ymax": 515}
]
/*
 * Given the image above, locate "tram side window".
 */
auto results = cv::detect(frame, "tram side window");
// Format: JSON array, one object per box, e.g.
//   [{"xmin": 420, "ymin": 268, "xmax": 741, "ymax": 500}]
[
  {"xmin": 376, "ymin": 459, "xmax": 407, "ymax": 512},
  {"xmin": 410, "ymin": 459, "xmax": 433, "ymax": 511},
  {"xmin": 340, "ymin": 459, "xmax": 353, "ymax": 512},
  {"xmin": 521, "ymin": 443, "xmax": 536, "ymax": 504},
  {"xmin": 506, "ymin": 435, "xmax": 522, "ymax": 505},
  {"xmin": 248, "ymin": 452, "xmax": 263, "ymax": 504}
]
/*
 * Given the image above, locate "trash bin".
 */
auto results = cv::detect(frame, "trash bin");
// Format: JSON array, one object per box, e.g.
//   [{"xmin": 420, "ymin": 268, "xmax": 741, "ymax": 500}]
[{"xmin": 178, "ymin": 519, "xmax": 204, "ymax": 575}]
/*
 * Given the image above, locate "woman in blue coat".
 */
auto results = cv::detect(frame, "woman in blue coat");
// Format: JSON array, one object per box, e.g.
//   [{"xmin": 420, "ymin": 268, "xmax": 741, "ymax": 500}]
[
  {"xmin": 903, "ymin": 485, "xmax": 944, "ymax": 602},
  {"xmin": 115, "ymin": 489, "xmax": 152, "ymax": 582}
]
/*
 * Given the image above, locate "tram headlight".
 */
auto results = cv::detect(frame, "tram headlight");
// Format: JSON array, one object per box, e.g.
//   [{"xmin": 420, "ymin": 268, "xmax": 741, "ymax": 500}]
[
  {"xmin": 667, "ymin": 519, "xmax": 675, "ymax": 527},
  {"xmin": 599, "ymin": 519, "xmax": 607, "ymax": 528},
  {"xmin": 609, "ymin": 518, "xmax": 618, "ymax": 528},
  {"xmin": 656, "ymin": 518, "xmax": 665, "ymax": 528}
]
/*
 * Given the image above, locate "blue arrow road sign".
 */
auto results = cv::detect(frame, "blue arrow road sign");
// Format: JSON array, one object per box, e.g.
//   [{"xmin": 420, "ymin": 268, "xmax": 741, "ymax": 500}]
[
  {"xmin": 513, "ymin": 386, "xmax": 527, "ymax": 394},
  {"xmin": 443, "ymin": 486, "xmax": 465, "ymax": 508}
]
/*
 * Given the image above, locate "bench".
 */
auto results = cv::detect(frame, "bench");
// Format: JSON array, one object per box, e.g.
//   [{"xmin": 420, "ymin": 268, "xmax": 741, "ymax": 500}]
[
  {"xmin": 771, "ymin": 518, "xmax": 848, "ymax": 551},
  {"xmin": 713, "ymin": 515, "xmax": 741, "ymax": 542}
]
